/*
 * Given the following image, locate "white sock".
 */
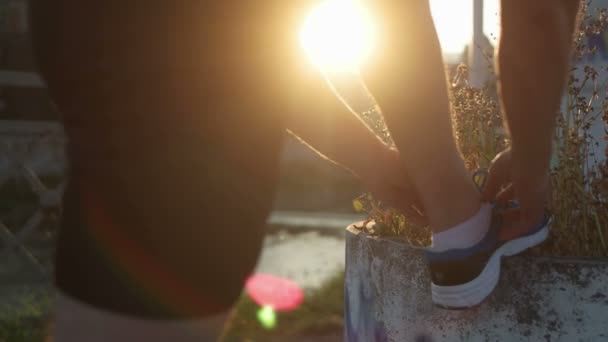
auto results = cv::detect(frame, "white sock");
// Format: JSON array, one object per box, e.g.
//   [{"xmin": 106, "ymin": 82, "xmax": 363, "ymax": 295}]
[{"xmin": 428, "ymin": 203, "xmax": 493, "ymax": 252}]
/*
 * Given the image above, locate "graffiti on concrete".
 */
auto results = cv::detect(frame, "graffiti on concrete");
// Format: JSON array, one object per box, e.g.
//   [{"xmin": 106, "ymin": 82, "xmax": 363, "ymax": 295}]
[{"xmin": 344, "ymin": 275, "xmax": 388, "ymax": 342}]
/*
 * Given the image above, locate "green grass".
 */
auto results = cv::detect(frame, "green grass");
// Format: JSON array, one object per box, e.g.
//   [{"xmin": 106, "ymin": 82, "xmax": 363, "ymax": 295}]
[
  {"xmin": 221, "ymin": 271, "xmax": 344, "ymax": 341},
  {"xmin": 0, "ymin": 271, "xmax": 345, "ymax": 342},
  {"xmin": 0, "ymin": 292, "xmax": 51, "ymax": 342}
]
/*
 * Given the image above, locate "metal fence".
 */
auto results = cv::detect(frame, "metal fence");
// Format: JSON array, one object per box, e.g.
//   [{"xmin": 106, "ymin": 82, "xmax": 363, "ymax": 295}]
[{"xmin": 0, "ymin": 120, "xmax": 65, "ymax": 280}]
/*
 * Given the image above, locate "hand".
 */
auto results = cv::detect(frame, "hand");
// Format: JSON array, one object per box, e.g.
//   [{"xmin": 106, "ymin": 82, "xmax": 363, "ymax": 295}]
[
  {"xmin": 354, "ymin": 147, "xmax": 428, "ymax": 226},
  {"xmin": 482, "ymin": 148, "xmax": 550, "ymax": 240}
]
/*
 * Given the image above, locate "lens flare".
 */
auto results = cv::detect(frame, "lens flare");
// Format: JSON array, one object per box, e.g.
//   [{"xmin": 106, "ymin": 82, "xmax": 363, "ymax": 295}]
[
  {"xmin": 300, "ymin": 0, "xmax": 375, "ymax": 72},
  {"xmin": 245, "ymin": 274, "xmax": 304, "ymax": 311},
  {"xmin": 257, "ymin": 305, "xmax": 277, "ymax": 330}
]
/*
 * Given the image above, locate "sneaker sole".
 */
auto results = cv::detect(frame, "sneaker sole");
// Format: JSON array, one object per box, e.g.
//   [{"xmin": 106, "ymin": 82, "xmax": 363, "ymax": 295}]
[{"xmin": 431, "ymin": 216, "xmax": 552, "ymax": 309}]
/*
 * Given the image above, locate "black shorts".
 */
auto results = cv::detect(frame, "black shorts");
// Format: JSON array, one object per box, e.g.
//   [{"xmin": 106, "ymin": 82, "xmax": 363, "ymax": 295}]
[{"xmin": 30, "ymin": 0, "xmax": 290, "ymax": 318}]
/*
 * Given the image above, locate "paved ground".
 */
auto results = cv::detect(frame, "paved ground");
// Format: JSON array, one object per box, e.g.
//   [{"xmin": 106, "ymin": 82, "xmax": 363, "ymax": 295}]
[
  {"xmin": 0, "ymin": 211, "xmax": 350, "ymax": 312},
  {"xmin": 268, "ymin": 211, "xmax": 363, "ymax": 233},
  {"xmin": 256, "ymin": 230, "xmax": 345, "ymax": 290}
]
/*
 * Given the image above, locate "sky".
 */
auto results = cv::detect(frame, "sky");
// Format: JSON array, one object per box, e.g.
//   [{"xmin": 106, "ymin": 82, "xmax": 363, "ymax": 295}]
[
  {"xmin": 430, "ymin": 0, "xmax": 500, "ymax": 57},
  {"xmin": 299, "ymin": 0, "xmax": 503, "ymax": 72}
]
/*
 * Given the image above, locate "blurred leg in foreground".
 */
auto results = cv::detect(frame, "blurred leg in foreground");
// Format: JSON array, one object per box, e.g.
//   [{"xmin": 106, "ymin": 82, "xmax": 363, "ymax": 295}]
[{"xmin": 30, "ymin": 1, "xmax": 287, "ymax": 340}]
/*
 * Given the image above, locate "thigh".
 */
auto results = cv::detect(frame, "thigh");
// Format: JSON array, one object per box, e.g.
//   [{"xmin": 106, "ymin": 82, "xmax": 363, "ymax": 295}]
[{"xmin": 31, "ymin": 0, "xmax": 284, "ymax": 318}]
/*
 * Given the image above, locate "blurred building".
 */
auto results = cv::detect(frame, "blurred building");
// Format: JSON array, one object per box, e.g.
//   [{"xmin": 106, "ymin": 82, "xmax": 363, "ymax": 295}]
[{"xmin": 0, "ymin": 0, "xmax": 55, "ymax": 121}]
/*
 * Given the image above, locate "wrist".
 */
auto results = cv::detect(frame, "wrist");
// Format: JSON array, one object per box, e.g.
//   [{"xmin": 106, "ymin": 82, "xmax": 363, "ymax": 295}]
[{"xmin": 350, "ymin": 141, "xmax": 397, "ymax": 179}]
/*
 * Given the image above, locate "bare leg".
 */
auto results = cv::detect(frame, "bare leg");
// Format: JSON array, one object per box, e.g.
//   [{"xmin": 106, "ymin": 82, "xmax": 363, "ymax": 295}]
[
  {"xmin": 496, "ymin": 0, "xmax": 580, "ymax": 227},
  {"xmin": 362, "ymin": 1, "xmax": 480, "ymax": 233},
  {"xmin": 498, "ymin": 0, "xmax": 580, "ymax": 175}
]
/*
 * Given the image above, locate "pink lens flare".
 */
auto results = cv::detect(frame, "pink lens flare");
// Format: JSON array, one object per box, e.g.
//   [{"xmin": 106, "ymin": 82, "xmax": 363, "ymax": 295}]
[{"xmin": 245, "ymin": 274, "xmax": 304, "ymax": 312}]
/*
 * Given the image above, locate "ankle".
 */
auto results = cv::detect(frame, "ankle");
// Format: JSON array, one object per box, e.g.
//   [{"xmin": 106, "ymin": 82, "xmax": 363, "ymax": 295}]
[
  {"xmin": 426, "ymin": 182, "xmax": 482, "ymax": 233},
  {"xmin": 429, "ymin": 203, "xmax": 493, "ymax": 252}
]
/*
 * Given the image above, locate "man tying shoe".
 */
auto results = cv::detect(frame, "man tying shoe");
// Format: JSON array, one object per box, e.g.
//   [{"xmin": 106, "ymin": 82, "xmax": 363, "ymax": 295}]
[
  {"xmin": 29, "ymin": 0, "xmax": 580, "ymax": 340},
  {"xmin": 360, "ymin": 0, "xmax": 579, "ymax": 308}
]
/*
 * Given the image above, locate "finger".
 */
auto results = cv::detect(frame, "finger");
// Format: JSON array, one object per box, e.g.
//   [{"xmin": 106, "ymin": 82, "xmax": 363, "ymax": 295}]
[
  {"xmin": 495, "ymin": 183, "xmax": 515, "ymax": 206},
  {"xmin": 371, "ymin": 185, "xmax": 418, "ymax": 213},
  {"xmin": 385, "ymin": 178, "xmax": 425, "ymax": 211},
  {"xmin": 482, "ymin": 153, "xmax": 511, "ymax": 201},
  {"xmin": 374, "ymin": 182, "xmax": 412, "ymax": 204},
  {"xmin": 393, "ymin": 199, "xmax": 429, "ymax": 227},
  {"xmin": 404, "ymin": 208, "xmax": 429, "ymax": 227},
  {"xmin": 375, "ymin": 185, "xmax": 428, "ymax": 226},
  {"xmin": 386, "ymin": 188, "xmax": 425, "ymax": 214},
  {"xmin": 367, "ymin": 176, "xmax": 429, "ymax": 226}
]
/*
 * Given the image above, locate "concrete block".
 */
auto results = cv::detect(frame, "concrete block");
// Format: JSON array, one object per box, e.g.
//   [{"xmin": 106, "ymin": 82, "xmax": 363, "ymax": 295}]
[{"xmin": 345, "ymin": 224, "xmax": 608, "ymax": 342}]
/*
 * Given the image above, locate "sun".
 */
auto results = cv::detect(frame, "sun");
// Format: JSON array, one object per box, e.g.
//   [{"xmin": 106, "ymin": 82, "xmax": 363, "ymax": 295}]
[
  {"xmin": 299, "ymin": 0, "xmax": 499, "ymax": 71},
  {"xmin": 300, "ymin": 0, "xmax": 375, "ymax": 73}
]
